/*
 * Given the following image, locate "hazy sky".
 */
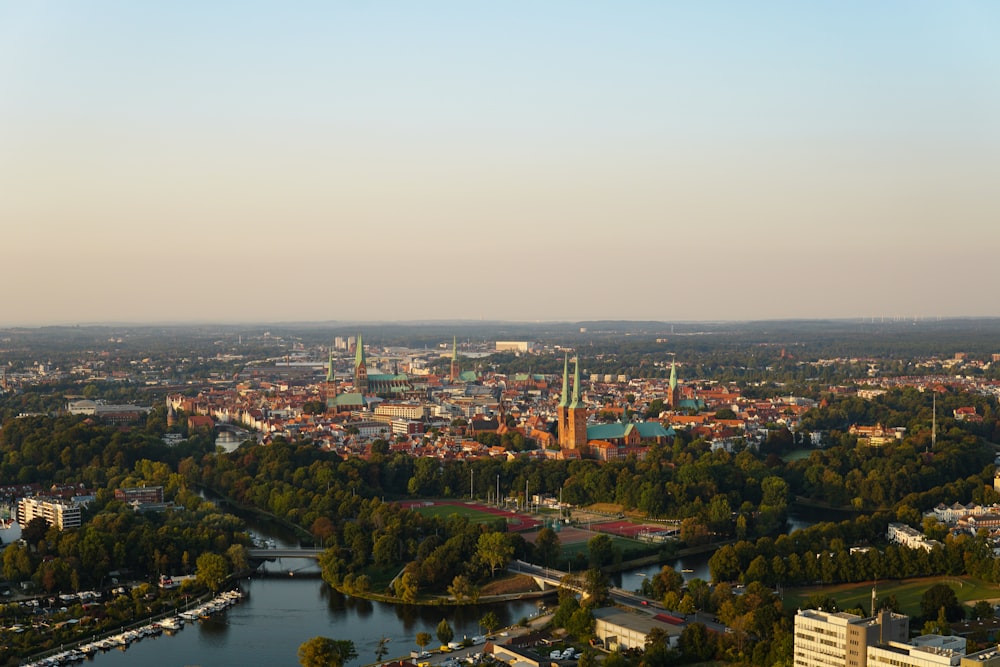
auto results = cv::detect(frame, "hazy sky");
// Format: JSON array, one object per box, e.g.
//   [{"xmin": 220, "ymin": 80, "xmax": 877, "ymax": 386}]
[{"xmin": 2, "ymin": 2, "xmax": 998, "ymax": 325}]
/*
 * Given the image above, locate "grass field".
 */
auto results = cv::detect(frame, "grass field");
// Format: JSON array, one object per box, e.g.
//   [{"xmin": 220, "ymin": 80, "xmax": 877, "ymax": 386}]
[
  {"xmin": 411, "ymin": 503, "xmax": 506, "ymax": 524},
  {"xmin": 560, "ymin": 535, "xmax": 646, "ymax": 560},
  {"xmin": 782, "ymin": 576, "xmax": 1000, "ymax": 617}
]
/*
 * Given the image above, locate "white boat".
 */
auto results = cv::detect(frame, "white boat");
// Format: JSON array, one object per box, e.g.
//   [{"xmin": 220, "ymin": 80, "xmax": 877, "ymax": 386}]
[{"xmin": 160, "ymin": 616, "xmax": 184, "ymax": 630}]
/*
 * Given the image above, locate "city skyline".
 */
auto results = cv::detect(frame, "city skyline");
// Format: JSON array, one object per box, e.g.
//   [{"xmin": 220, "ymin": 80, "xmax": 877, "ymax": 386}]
[{"xmin": 2, "ymin": 2, "xmax": 998, "ymax": 326}]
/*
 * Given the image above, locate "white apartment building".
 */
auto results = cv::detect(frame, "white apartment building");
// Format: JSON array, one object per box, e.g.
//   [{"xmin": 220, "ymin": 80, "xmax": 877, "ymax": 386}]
[
  {"xmin": 887, "ymin": 522, "xmax": 943, "ymax": 552},
  {"xmin": 374, "ymin": 403, "xmax": 428, "ymax": 420},
  {"xmin": 495, "ymin": 341, "xmax": 534, "ymax": 353},
  {"xmin": 17, "ymin": 497, "xmax": 82, "ymax": 530}
]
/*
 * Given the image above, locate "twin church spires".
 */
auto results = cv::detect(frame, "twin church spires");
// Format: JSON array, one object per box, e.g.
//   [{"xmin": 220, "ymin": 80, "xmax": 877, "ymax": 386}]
[{"xmin": 557, "ymin": 354, "xmax": 588, "ymax": 450}]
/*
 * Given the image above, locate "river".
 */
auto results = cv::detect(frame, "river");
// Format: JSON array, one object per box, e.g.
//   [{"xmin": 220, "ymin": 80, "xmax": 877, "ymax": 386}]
[
  {"xmin": 87, "ymin": 477, "xmax": 827, "ymax": 665},
  {"xmin": 77, "ymin": 514, "xmax": 542, "ymax": 667},
  {"xmin": 215, "ymin": 430, "xmax": 247, "ymax": 453},
  {"xmin": 611, "ymin": 504, "xmax": 834, "ymax": 588}
]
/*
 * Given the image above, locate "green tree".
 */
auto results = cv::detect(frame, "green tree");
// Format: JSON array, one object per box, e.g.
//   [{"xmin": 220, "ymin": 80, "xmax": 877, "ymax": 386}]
[
  {"xmin": 394, "ymin": 571, "xmax": 419, "ymax": 603},
  {"xmin": 578, "ymin": 650, "xmax": 599, "ymax": 667},
  {"xmin": 2, "ymin": 542, "xmax": 34, "ymax": 582},
  {"xmin": 972, "ymin": 600, "xmax": 995, "ymax": 620},
  {"xmin": 415, "ymin": 632, "xmax": 432, "ymax": 653},
  {"xmin": 436, "ymin": 618, "xmax": 454, "ymax": 646},
  {"xmin": 565, "ymin": 607, "xmax": 595, "ymax": 639},
  {"xmin": 21, "ymin": 517, "xmax": 49, "ymax": 548},
  {"xmin": 582, "ymin": 568, "xmax": 610, "ymax": 605},
  {"xmin": 480, "ymin": 611, "xmax": 501, "ymax": 635},
  {"xmin": 679, "ymin": 622, "xmax": 716, "ymax": 662},
  {"xmin": 448, "ymin": 575, "xmax": 477, "ymax": 604},
  {"xmin": 319, "ymin": 547, "xmax": 347, "ymax": 588},
  {"xmin": 226, "ymin": 544, "xmax": 249, "ymax": 573},
  {"xmin": 587, "ymin": 533, "xmax": 614, "ymax": 568},
  {"xmin": 195, "ymin": 552, "xmax": 229, "ymax": 592},
  {"xmin": 534, "ymin": 527, "xmax": 561, "ymax": 567},
  {"xmin": 298, "ymin": 637, "xmax": 357, "ymax": 667},
  {"xmin": 477, "ymin": 532, "xmax": 514, "ymax": 577},
  {"xmin": 922, "ymin": 608, "xmax": 952, "ymax": 636},
  {"xmin": 921, "ymin": 584, "xmax": 964, "ymax": 622}
]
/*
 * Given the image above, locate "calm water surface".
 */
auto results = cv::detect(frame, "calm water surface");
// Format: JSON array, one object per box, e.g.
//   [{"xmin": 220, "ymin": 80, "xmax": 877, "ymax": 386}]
[
  {"xmin": 80, "ymin": 502, "xmax": 542, "ymax": 667},
  {"xmin": 81, "ymin": 573, "xmax": 542, "ymax": 667}
]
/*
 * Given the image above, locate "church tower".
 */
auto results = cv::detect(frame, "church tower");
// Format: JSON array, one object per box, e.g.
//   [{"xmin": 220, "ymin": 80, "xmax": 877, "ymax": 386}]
[
  {"xmin": 566, "ymin": 358, "xmax": 588, "ymax": 450},
  {"xmin": 667, "ymin": 359, "xmax": 679, "ymax": 408},
  {"xmin": 557, "ymin": 353, "xmax": 570, "ymax": 448},
  {"xmin": 353, "ymin": 332, "xmax": 369, "ymax": 393},
  {"xmin": 450, "ymin": 336, "xmax": 460, "ymax": 382},
  {"xmin": 325, "ymin": 345, "xmax": 338, "ymax": 411}
]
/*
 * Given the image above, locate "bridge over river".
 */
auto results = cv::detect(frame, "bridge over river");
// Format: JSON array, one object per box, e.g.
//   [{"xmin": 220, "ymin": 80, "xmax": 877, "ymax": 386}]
[
  {"xmin": 247, "ymin": 547, "xmax": 325, "ymax": 560},
  {"xmin": 508, "ymin": 560, "xmax": 656, "ymax": 609}
]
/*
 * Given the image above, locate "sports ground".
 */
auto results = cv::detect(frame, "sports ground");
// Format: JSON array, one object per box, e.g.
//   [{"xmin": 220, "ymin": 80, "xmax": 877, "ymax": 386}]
[
  {"xmin": 401, "ymin": 500, "xmax": 542, "ymax": 531},
  {"xmin": 400, "ymin": 500, "xmax": 672, "ymax": 561}
]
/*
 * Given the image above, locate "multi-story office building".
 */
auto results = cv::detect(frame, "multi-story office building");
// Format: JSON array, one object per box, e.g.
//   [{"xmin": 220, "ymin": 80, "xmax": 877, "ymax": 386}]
[
  {"xmin": 868, "ymin": 635, "xmax": 967, "ymax": 667},
  {"xmin": 794, "ymin": 608, "xmax": 1000, "ymax": 667},
  {"xmin": 114, "ymin": 486, "xmax": 165, "ymax": 505},
  {"xmin": 16, "ymin": 497, "xmax": 82, "ymax": 530},
  {"xmin": 794, "ymin": 608, "xmax": 908, "ymax": 667}
]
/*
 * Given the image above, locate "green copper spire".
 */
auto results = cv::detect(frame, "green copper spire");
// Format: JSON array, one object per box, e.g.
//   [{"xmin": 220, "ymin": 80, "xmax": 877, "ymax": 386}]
[
  {"xmin": 569, "ymin": 358, "xmax": 583, "ymax": 409},
  {"xmin": 326, "ymin": 346, "xmax": 335, "ymax": 382},
  {"xmin": 452, "ymin": 336, "xmax": 458, "ymax": 361},
  {"xmin": 557, "ymin": 353, "xmax": 569, "ymax": 408},
  {"xmin": 669, "ymin": 359, "xmax": 677, "ymax": 392},
  {"xmin": 354, "ymin": 332, "xmax": 365, "ymax": 369}
]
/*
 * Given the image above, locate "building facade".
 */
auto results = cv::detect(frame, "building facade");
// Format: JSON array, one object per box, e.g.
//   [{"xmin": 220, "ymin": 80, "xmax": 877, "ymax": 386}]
[
  {"xmin": 793, "ymin": 609, "xmax": 908, "ymax": 667},
  {"xmin": 17, "ymin": 497, "xmax": 82, "ymax": 530}
]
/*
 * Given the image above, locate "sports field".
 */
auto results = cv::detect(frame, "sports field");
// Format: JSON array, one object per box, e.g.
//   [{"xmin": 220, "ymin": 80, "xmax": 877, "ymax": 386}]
[
  {"xmin": 590, "ymin": 518, "xmax": 675, "ymax": 539},
  {"xmin": 402, "ymin": 500, "xmax": 542, "ymax": 531}
]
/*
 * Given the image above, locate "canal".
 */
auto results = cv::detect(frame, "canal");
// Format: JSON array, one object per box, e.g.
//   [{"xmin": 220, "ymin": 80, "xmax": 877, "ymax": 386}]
[{"xmin": 79, "ymin": 510, "xmax": 543, "ymax": 667}]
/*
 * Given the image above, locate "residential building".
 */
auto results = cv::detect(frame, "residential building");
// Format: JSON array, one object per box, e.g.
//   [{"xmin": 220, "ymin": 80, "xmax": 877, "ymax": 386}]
[
  {"xmin": 888, "ymin": 522, "xmax": 942, "ymax": 552},
  {"xmin": 495, "ymin": 341, "xmax": 534, "ymax": 353},
  {"xmin": 17, "ymin": 497, "xmax": 82, "ymax": 530}
]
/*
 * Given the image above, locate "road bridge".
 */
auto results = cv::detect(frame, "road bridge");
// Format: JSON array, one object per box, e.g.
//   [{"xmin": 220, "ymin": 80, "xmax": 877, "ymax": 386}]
[
  {"xmin": 508, "ymin": 560, "xmax": 662, "ymax": 610},
  {"xmin": 247, "ymin": 548, "xmax": 325, "ymax": 560}
]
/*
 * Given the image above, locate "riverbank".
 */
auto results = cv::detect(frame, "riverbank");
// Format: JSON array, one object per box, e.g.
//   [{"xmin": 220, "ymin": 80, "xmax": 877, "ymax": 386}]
[
  {"xmin": 199, "ymin": 485, "xmax": 316, "ymax": 545},
  {"xmin": 607, "ymin": 539, "xmax": 731, "ymax": 574}
]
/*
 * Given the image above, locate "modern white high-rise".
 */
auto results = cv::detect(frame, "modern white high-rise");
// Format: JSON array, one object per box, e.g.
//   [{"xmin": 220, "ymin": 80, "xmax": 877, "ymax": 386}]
[
  {"xmin": 16, "ymin": 497, "xmax": 82, "ymax": 530},
  {"xmin": 794, "ymin": 608, "xmax": 908, "ymax": 667},
  {"xmin": 795, "ymin": 608, "xmax": 1000, "ymax": 667}
]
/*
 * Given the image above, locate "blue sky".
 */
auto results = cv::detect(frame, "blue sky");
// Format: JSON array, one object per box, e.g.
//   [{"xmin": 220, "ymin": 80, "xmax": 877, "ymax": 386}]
[{"xmin": 2, "ymin": 2, "xmax": 998, "ymax": 324}]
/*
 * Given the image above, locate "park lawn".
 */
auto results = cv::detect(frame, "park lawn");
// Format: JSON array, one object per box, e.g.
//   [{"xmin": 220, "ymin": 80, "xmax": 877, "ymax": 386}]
[
  {"xmin": 782, "ymin": 576, "xmax": 1000, "ymax": 617},
  {"xmin": 411, "ymin": 503, "xmax": 506, "ymax": 524},
  {"xmin": 560, "ymin": 535, "xmax": 642, "ymax": 561}
]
